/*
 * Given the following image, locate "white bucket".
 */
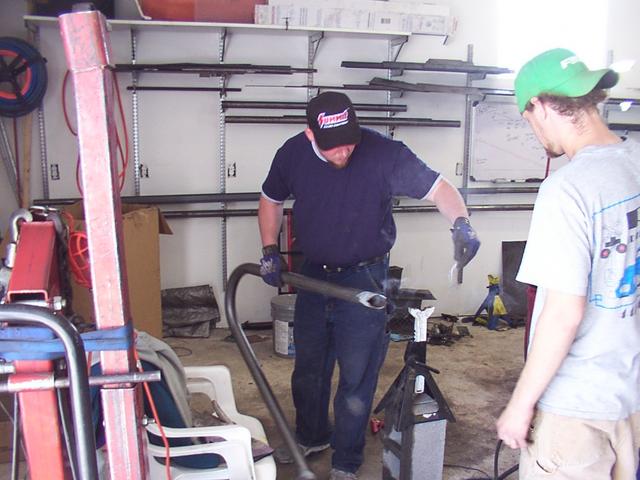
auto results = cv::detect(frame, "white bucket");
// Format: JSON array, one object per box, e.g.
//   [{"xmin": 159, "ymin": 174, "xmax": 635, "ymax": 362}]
[{"xmin": 271, "ymin": 294, "xmax": 296, "ymax": 358}]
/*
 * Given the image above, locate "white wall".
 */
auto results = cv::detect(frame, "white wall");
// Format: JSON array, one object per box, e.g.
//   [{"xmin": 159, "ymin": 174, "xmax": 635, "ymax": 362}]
[{"xmin": 1, "ymin": 0, "xmax": 639, "ymax": 325}]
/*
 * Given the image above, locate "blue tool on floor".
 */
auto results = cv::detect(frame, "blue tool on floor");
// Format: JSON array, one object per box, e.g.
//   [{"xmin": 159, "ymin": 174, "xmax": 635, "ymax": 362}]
[{"xmin": 470, "ymin": 275, "xmax": 513, "ymax": 330}]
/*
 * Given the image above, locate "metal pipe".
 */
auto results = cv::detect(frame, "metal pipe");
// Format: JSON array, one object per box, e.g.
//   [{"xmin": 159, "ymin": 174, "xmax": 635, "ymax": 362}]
[
  {"xmin": 225, "ymin": 115, "xmax": 460, "ymax": 127},
  {"xmin": 33, "ymin": 191, "xmax": 262, "ymax": 206},
  {"xmin": 160, "ymin": 203, "xmax": 534, "ymax": 219},
  {"xmin": 127, "ymin": 86, "xmax": 242, "ymax": 93},
  {"xmin": 225, "ymin": 263, "xmax": 387, "ymax": 480},
  {"xmin": 114, "ymin": 63, "xmax": 315, "ymax": 75},
  {"xmin": 0, "ymin": 371, "xmax": 161, "ymax": 393},
  {"xmin": 0, "ymin": 305, "xmax": 98, "ymax": 480},
  {"xmin": 32, "ymin": 187, "xmax": 538, "ymax": 208},
  {"xmin": 341, "ymin": 60, "xmax": 512, "ymax": 75},
  {"xmin": 221, "ymin": 100, "xmax": 408, "ymax": 112},
  {"xmin": 609, "ymin": 123, "xmax": 640, "ymax": 132}
]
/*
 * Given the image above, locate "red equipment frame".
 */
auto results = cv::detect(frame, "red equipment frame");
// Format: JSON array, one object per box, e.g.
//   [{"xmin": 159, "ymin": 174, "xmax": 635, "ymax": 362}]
[
  {"xmin": 6, "ymin": 221, "xmax": 67, "ymax": 480},
  {"xmin": 59, "ymin": 9, "xmax": 147, "ymax": 479}
]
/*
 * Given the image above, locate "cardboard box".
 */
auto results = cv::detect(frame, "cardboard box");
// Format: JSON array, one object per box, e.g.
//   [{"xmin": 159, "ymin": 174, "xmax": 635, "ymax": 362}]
[
  {"xmin": 268, "ymin": 0, "xmax": 450, "ymax": 17},
  {"xmin": 258, "ymin": 0, "xmax": 453, "ymax": 34},
  {"xmin": 256, "ymin": 5, "xmax": 376, "ymax": 30},
  {"xmin": 65, "ymin": 203, "xmax": 172, "ymax": 338}
]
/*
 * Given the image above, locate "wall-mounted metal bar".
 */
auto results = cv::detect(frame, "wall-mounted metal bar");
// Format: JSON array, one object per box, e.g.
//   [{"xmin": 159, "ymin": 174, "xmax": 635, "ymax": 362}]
[
  {"xmin": 341, "ymin": 59, "xmax": 512, "ymax": 75},
  {"xmin": 127, "ymin": 86, "xmax": 241, "ymax": 93},
  {"xmin": 225, "ymin": 115, "xmax": 460, "ymax": 127},
  {"xmin": 609, "ymin": 123, "xmax": 640, "ymax": 131},
  {"xmin": 34, "ymin": 186, "xmax": 538, "ymax": 208},
  {"xmin": 160, "ymin": 202, "xmax": 534, "ymax": 219},
  {"xmin": 33, "ymin": 191, "xmax": 262, "ymax": 206},
  {"xmin": 221, "ymin": 100, "xmax": 408, "ymax": 112},
  {"xmin": 114, "ymin": 63, "xmax": 316, "ymax": 75},
  {"xmin": 607, "ymin": 98, "xmax": 640, "ymax": 106},
  {"xmin": 369, "ymin": 78, "xmax": 512, "ymax": 97}
]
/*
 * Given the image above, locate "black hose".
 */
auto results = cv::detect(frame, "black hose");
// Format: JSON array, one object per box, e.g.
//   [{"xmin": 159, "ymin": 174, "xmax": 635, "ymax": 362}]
[{"xmin": 225, "ymin": 263, "xmax": 388, "ymax": 480}]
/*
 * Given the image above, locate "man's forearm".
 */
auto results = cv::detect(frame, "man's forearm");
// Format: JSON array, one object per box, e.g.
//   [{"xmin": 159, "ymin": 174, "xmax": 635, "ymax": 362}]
[
  {"xmin": 258, "ymin": 195, "xmax": 285, "ymax": 247},
  {"xmin": 426, "ymin": 177, "xmax": 469, "ymax": 224}
]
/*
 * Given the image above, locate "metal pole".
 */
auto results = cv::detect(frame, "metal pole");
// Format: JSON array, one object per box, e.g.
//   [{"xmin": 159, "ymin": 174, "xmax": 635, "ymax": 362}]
[
  {"xmin": 219, "ymin": 29, "xmax": 228, "ymax": 291},
  {"xmin": 131, "ymin": 28, "xmax": 141, "ymax": 196},
  {"xmin": 59, "ymin": 10, "xmax": 147, "ymax": 478},
  {"xmin": 225, "ymin": 263, "xmax": 387, "ymax": 480},
  {"xmin": 0, "ymin": 304, "xmax": 98, "ymax": 480}
]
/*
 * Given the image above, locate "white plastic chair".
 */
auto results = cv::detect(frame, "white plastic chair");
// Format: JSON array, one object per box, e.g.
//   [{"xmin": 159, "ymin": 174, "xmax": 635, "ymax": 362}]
[{"xmin": 145, "ymin": 365, "xmax": 277, "ymax": 480}]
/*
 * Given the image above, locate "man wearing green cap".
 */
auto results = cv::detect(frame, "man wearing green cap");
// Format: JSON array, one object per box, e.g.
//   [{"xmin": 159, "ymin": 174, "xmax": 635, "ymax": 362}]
[{"xmin": 496, "ymin": 48, "xmax": 640, "ymax": 478}]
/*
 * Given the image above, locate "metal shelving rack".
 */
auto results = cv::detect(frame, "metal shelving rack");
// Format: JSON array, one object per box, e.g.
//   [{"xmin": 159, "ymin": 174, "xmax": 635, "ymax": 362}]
[{"xmin": 23, "ymin": 15, "xmax": 424, "ymax": 288}]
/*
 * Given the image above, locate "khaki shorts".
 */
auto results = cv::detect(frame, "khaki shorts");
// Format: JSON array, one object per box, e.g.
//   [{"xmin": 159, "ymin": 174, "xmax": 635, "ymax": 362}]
[{"xmin": 520, "ymin": 410, "xmax": 640, "ymax": 480}]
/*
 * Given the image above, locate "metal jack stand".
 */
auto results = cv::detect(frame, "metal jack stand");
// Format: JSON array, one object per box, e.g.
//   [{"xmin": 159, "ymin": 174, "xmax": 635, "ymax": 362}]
[{"xmin": 375, "ymin": 310, "xmax": 455, "ymax": 480}]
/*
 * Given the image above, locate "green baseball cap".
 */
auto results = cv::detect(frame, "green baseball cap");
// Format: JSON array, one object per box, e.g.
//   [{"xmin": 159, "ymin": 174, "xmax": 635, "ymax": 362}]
[{"xmin": 514, "ymin": 48, "xmax": 618, "ymax": 113}]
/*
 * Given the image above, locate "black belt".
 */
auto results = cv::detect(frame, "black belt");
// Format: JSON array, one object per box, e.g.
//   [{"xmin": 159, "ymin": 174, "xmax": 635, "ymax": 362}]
[{"xmin": 322, "ymin": 254, "xmax": 388, "ymax": 273}]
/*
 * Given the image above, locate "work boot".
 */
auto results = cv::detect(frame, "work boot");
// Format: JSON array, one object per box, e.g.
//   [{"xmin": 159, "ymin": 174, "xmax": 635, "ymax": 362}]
[
  {"xmin": 329, "ymin": 468, "xmax": 358, "ymax": 480},
  {"xmin": 273, "ymin": 442, "xmax": 330, "ymax": 464}
]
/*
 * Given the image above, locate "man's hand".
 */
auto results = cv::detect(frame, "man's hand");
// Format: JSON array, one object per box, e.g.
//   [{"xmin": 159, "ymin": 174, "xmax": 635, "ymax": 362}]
[
  {"xmin": 259, "ymin": 244, "xmax": 287, "ymax": 287},
  {"xmin": 451, "ymin": 217, "xmax": 480, "ymax": 267},
  {"xmin": 496, "ymin": 401, "xmax": 534, "ymax": 450}
]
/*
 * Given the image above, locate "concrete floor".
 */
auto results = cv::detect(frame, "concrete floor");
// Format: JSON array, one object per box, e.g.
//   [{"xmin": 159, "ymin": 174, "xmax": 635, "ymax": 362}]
[
  {"xmin": 0, "ymin": 322, "xmax": 523, "ymax": 479},
  {"xmin": 166, "ymin": 322, "xmax": 524, "ymax": 480}
]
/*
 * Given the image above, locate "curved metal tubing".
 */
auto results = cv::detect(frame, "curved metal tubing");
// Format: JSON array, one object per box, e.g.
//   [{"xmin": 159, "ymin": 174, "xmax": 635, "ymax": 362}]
[
  {"xmin": 225, "ymin": 263, "xmax": 387, "ymax": 480},
  {"xmin": 0, "ymin": 304, "xmax": 98, "ymax": 480}
]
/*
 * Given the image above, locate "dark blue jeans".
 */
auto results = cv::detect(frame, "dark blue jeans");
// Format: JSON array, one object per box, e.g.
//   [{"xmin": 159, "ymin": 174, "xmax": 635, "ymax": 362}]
[{"xmin": 292, "ymin": 258, "xmax": 390, "ymax": 473}]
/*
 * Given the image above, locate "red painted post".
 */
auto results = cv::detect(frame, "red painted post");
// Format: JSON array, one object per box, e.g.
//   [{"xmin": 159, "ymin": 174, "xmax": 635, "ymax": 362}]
[
  {"xmin": 59, "ymin": 10, "xmax": 147, "ymax": 479},
  {"xmin": 7, "ymin": 222, "xmax": 67, "ymax": 480}
]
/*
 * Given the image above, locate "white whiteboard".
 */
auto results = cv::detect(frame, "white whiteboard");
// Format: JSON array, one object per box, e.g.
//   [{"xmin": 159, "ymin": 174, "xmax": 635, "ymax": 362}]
[{"xmin": 470, "ymin": 100, "xmax": 568, "ymax": 182}]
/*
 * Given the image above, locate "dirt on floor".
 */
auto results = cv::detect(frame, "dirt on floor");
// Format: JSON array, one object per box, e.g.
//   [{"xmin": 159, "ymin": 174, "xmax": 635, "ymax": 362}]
[{"xmin": 167, "ymin": 321, "xmax": 525, "ymax": 480}]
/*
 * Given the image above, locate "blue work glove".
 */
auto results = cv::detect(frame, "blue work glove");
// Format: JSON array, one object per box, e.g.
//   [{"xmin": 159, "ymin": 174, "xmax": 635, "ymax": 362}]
[
  {"xmin": 451, "ymin": 217, "xmax": 480, "ymax": 267},
  {"xmin": 259, "ymin": 244, "xmax": 288, "ymax": 287}
]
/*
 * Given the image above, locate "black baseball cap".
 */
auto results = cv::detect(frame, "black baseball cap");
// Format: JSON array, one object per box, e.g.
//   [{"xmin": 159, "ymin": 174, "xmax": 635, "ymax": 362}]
[{"xmin": 306, "ymin": 92, "xmax": 361, "ymax": 150}]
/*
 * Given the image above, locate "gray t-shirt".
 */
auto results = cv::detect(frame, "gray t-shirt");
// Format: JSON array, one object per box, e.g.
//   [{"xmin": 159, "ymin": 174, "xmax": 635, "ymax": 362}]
[{"xmin": 517, "ymin": 138, "xmax": 640, "ymax": 421}]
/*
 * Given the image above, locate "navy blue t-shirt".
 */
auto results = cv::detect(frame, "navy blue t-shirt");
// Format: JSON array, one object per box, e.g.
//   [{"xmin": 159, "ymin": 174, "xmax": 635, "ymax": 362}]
[{"xmin": 262, "ymin": 128, "xmax": 441, "ymax": 266}]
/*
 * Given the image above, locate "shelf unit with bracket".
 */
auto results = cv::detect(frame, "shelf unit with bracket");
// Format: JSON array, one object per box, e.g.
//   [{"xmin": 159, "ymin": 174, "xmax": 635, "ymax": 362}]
[{"xmin": 25, "ymin": 15, "xmax": 450, "ymax": 289}]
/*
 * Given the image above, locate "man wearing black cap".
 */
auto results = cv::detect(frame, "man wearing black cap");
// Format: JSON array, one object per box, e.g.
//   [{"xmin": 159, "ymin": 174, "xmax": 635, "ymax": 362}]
[{"xmin": 258, "ymin": 91, "xmax": 480, "ymax": 479}]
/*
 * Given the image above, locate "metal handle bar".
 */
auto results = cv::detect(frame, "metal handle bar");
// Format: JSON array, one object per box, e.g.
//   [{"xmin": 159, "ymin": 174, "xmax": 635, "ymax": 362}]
[
  {"xmin": 225, "ymin": 263, "xmax": 387, "ymax": 480},
  {"xmin": 0, "ymin": 304, "xmax": 98, "ymax": 480}
]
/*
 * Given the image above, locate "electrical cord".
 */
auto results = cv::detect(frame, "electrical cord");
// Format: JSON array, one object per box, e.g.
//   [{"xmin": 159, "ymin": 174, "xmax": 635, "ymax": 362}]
[
  {"xmin": 447, "ymin": 439, "xmax": 518, "ymax": 480},
  {"xmin": 444, "ymin": 462, "xmax": 490, "ymax": 477},
  {"xmin": 62, "ymin": 69, "xmax": 129, "ymax": 194}
]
